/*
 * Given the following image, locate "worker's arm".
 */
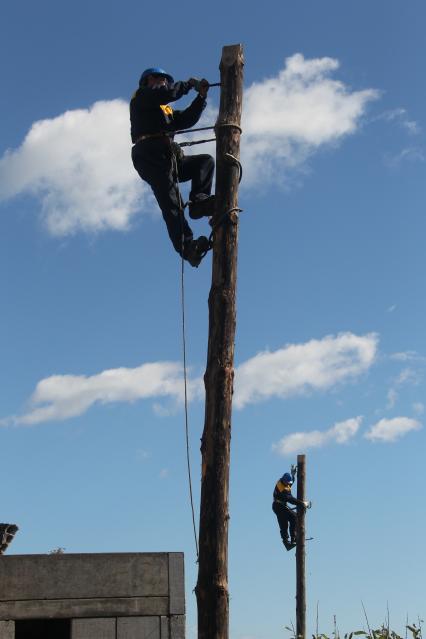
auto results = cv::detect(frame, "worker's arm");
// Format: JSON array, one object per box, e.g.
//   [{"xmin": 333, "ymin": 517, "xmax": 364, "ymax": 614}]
[
  {"xmin": 172, "ymin": 94, "xmax": 207, "ymax": 131},
  {"xmin": 138, "ymin": 81, "xmax": 192, "ymax": 107},
  {"xmin": 285, "ymin": 493, "xmax": 310, "ymax": 509}
]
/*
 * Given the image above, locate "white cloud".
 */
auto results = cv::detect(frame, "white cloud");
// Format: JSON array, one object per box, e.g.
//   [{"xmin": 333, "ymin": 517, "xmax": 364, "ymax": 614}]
[
  {"xmin": 0, "ymin": 100, "xmax": 152, "ymax": 235},
  {"xmin": 234, "ymin": 332, "xmax": 378, "ymax": 409},
  {"xmin": 152, "ymin": 402, "xmax": 178, "ymax": 417},
  {"xmin": 365, "ymin": 417, "xmax": 422, "ymax": 442},
  {"xmin": 386, "ymin": 388, "xmax": 397, "ymax": 409},
  {"xmin": 413, "ymin": 402, "xmax": 424, "ymax": 416},
  {"xmin": 241, "ymin": 53, "xmax": 379, "ymax": 186},
  {"xmin": 374, "ymin": 108, "xmax": 421, "ymax": 135},
  {"xmin": 4, "ymin": 362, "xmax": 203, "ymax": 426},
  {"xmin": 2, "ymin": 332, "xmax": 377, "ymax": 427},
  {"xmin": 390, "ymin": 351, "xmax": 422, "ymax": 362},
  {"xmin": 272, "ymin": 417, "xmax": 362, "ymax": 456},
  {"xmin": 403, "ymin": 120, "xmax": 421, "ymax": 135},
  {"xmin": 385, "ymin": 147, "xmax": 425, "ymax": 168},
  {"xmin": 384, "ymin": 364, "xmax": 423, "ymax": 413},
  {"xmin": 0, "ymin": 54, "xmax": 378, "ymax": 234},
  {"xmin": 395, "ymin": 367, "xmax": 421, "ymax": 386}
]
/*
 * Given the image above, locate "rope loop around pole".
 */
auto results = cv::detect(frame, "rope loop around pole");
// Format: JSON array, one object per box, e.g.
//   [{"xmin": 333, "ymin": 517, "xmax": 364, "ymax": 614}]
[
  {"xmin": 208, "ymin": 207, "xmax": 243, "ymax": 245},
  {"xmin": 173, "ymin": 121, "xmax": 242, "ymax": 148},
  {"xmin": 215, "ymin": 122, "xmax": 243, "ymax": 134},
  {"xmin": 224, "ymin": 153, "xmax": 243, "ymax": 183}
]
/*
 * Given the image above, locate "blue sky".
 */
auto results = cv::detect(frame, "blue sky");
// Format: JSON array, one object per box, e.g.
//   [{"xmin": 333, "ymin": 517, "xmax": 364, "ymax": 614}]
[{"xmin": 1, "ymin": 1, "xmax": 425, "ymax": 638}]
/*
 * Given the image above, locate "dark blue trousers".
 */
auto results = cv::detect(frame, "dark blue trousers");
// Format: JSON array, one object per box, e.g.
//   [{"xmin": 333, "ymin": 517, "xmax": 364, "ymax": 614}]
[
  {"xmin": 272, "ymin": 501, "xmax": 297, "ymax": 543},
  {"xmin": 132, "ymin": 139, "xmax": 214, "ymax": 254}
]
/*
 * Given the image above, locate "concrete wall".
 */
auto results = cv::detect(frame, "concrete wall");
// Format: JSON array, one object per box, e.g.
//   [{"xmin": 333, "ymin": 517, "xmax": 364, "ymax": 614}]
[
  {"xmin": 0, "ymin": 622, "xmax": 13, "ymax": 639},
  {"xmin": 0, "ymin": 553, "xmax": 184, "ymax": 639}
]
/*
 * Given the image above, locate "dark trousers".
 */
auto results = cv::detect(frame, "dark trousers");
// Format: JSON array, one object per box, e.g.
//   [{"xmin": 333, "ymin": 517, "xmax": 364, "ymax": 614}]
[
  {"xmin": 272, "ymin": 501, "xmax": 297, "ymax": 543},
  {"xmin": 132, "ymin": 139, "xmax": 214, "ymax": 254}
]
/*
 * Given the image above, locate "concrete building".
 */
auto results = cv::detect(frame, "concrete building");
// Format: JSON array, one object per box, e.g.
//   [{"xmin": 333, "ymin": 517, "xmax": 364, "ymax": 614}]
[{"xmin": 0, "ymin": 552, "xmax": 185, "ymax": 639}]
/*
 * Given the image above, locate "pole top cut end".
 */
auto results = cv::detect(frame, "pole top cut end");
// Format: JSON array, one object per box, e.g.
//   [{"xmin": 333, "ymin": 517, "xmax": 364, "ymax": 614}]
[
  {"xmin": 221, "ymin": 44, "xmax": 244, "ymax": 66},
  {"xmin": 297, "ymin": 454, "xmax": 306, "ymax": 462}
]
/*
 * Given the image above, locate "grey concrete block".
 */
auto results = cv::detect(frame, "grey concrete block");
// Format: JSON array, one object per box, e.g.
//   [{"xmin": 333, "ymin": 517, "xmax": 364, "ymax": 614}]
[
  {"xmin": 0, "ymin": 554, "xmax": 168, "ymax": 601},
  {"xmin": 0, "ymin": 597, "xmax": 168, "ymax": 621},
  {"xmin": 0, "ymin": 621, "xmax": 14, "ymax": 639},
  {"xmin": 72, "ymin": 618, "xmax": 116, "ymax": 639},
  {"xmin": 160, "ymin": 616, "xmax": 169, "ymax": 639},
  {"xmin": 168, "ymin": 554, "xmax": 184, "ymax": 615},
  {"xmin": 170, "ymin": 615, "xmax": 185, "ymax": 639},
  {"xmin": 117, "ymin": 616, "xmax": 160, "ymax": 639}
]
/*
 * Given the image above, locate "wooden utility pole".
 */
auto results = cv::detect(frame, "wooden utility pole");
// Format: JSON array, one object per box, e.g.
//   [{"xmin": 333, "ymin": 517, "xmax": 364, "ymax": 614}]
[
  {"xmin": 195, "ymin": 44, "xmax": 244, "ymax": 639},
  {"xmin": 296, "ymin": 454, "xmax": 306, "ymax": 639}
]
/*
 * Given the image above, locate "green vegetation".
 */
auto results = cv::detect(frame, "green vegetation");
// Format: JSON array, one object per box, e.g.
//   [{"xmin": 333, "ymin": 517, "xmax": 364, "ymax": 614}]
[{"xmin": 285, "ymin": 620, "xmax": 423, "ymax": 639}]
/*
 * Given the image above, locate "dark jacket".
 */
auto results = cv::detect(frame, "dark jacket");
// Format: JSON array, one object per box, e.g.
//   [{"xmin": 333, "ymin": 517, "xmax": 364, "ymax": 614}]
[
  {"xmin": 273, "ymin": 480, "xmax": 305, "ymax": 509},
  {"xmin": 130, "ymin": 82, "xmax": 207, "ymax": 143}
]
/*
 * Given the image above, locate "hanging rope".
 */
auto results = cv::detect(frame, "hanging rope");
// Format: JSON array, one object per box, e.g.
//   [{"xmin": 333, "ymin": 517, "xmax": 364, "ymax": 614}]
[
  {"xmin": 171, "ymin": 151, "xmax": 199, "ymax": 560},
  {"xmin": 179, "ymin": 249, "xmax": 200, "ymax": 560},
  {"xmin": 166, "ymin": 135, "xmax": 243, "ymax": 559}
]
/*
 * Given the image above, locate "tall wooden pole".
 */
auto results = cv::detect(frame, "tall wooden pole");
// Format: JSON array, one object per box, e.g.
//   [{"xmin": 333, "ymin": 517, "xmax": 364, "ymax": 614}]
[
  {"xmin": 195, "ymin": 44, "xmax": 244, "ymax": 639},
  {"xmin": 296, "ymin": 454, "xmax": 306, "ymax": 639}
]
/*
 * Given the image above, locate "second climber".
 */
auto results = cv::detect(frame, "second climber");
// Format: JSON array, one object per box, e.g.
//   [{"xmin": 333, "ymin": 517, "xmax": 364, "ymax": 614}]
[{"xmin": 272, "ymin": 471, "xmax": 312, "ymax": 551}]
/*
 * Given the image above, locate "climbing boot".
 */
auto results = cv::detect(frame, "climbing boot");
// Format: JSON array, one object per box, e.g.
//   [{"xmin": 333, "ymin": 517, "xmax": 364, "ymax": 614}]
[
  {"xmin": 283, "ymin": 539, "xmax": 294, "ymax": 551},
  {"xmin": 188, "ymin": 194, "xmax": 215, "ymax": 219},
  {"xmin": 183, "ymin": 236, "xmax": 210, "ymax": 267}
]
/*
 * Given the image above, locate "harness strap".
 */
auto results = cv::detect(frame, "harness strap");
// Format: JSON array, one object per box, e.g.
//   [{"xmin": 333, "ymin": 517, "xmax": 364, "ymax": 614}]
[{"xmin": 134, "ymin": 132, "xmax": 169, "ymax": 144}]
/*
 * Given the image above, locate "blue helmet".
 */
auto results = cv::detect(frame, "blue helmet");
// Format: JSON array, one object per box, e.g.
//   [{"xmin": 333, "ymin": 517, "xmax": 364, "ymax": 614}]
[
  {"xmin": 281, "ymin": 472, "xmax": 292, "ymax": 484},
  {"xmin": 139, "ymin": 67, "xmax": 174, "ymax": 87}
]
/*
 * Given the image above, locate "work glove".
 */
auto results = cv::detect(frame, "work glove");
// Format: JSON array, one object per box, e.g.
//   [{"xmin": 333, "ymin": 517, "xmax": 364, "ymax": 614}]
[
  {"xmin": 188, "ymin": 78, "xmax": 210, "ymax": 96},
  {"xmin": 303, "ymin": 500, "xmax": 312, "ymax": 509},
  {"xmin": 188, "ymin": 77, "xmax": 201, "ymax": 91}
]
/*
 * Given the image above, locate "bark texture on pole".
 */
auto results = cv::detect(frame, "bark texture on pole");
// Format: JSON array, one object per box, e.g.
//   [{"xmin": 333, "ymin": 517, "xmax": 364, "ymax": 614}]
[
  {"xmin": 195, "ymin": 44, "xmax": 244, "ymax": 639},
  {"xmin": 296, "ymin": 454, "xmax": 306, "ymax": 639}
]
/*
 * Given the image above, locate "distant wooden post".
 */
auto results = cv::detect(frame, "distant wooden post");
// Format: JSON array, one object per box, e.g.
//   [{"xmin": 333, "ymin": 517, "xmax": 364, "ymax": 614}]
[
  {"xmin": 296, "ymin": 454, "xmax": 306, "ymax": 639},
  {"xmin": 195, "ymin": 44, "xmax": 244, "ymax": 639}
]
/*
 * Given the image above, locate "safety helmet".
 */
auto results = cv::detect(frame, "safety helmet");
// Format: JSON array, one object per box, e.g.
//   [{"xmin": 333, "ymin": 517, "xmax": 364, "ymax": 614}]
[
  {"xmin": 139, "ymin": 67, "xmax": 174, "ymax": 87},
  {"xmin": 281, "ymin": 472, "xmax": 292, "ymax": 484}
]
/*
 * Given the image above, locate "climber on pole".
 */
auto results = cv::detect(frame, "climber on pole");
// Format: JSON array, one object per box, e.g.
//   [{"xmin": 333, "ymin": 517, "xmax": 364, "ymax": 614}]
[
  {"xmin": 130, "ymin": 68, "xmax": 215, "ymax": 267},
  {"xmin": 0, "ymin": 523, "xmax": 18, "ymax": 554},
  {"xmin": 272, "ymin": 472, "xmax": 311, "ymax": 551}
]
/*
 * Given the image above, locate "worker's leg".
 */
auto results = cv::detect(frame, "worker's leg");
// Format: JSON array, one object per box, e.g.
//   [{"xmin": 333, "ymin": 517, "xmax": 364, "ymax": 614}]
[
  {"xmin": 132, "ymin": 145, "xmax": 193, "ymax": 254},
  {"xmin": 178, "ymin": 154, "xmax": 214, "ymax": 200},
  {"xmin": 149, "ymin": 172, "xmax": 193, "ymax": 253},
  {"xmin": 288, "ymin": 510, "xmax": 298, "ymax": 544},
  {"xmin": 272, "ymin": 502, "xmax": 290, "ymax": 545}
]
